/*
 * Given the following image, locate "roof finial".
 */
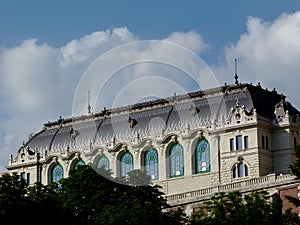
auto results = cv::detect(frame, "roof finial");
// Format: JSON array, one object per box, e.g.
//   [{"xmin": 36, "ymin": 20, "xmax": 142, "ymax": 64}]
[
  {"xmin": 234, "ymin": 58, "xmax": 239, "ymax": 84},
  {"xmin": 87, "ymin": 90, "xmax": 91, "ymax": 114}
]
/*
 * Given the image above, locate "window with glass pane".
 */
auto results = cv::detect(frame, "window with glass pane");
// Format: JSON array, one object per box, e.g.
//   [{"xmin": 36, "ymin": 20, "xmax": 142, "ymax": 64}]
[
  {"xmin": 244, "ymin": 164, "xmax": 248, "ymax": 176},
  {"xmin": 230, "ymin": 138, "xmax": 234, "ymax": 151},
  {"xmin": 120, "ymin": 152, "xmax": 133, "ymax": 177},
  {"xmin": 26, "ymin": 173, "xmax": 30, "ymax": 185},
  {"xmin": 236, "ymin": 135, "xmax": 242, "ymax": 150},
  {"xmin": 97, "ymin": 156, "xmax": 109, "ymax": 170},
  {"xmin": 145, "ymin": 148, "xmax": 158, "ymax": 180},
  {"xmin": 244, "ymin": 136, "xmax": 249, "ymax": 149},
  {"xmin": 233, "ymin": 166, "xmax": 237, "ymax": 178},
  {"xmin": 170, "ymin": 144, "xmax": 184, "ymax": 177},
  {"xmin": 74, "ymin": 159, "xmax": 85, "ymax": 169},
  {"xmin": 21, "ymin": 172, "xmax": 26, "ymax": 180},
  {"xmin": 51, "ymin": 164, "xmax": 63, "ymax": 184},
  {"xmin": 238, "ymin": 163, "xmax": 244, "ymax": 177},
  {"xmin": 233, "ymin": 162, "xmax": 249, "ymax": 178},
  {"xmin": 196, "ymin": 139, "xmax": 210, "ymax": 173},
  {"xmin": 265, "ymin": 136, "xmax": 269, "ymax": 150}
]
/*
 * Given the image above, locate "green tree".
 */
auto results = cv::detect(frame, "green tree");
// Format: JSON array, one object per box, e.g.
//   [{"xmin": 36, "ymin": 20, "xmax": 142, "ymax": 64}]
[
  {"xmin": 287, "ymin": 145, "xmax": 300, "ymax": 208},
  {"xmin": 26, "ymin": 182, "xmax": 73, "ymax": 225},
  {"xmin": 189, "ymin": 190, "xmax": 296, "ymax": 225},
  {"xmin": 0, "ymin": 166, "xmax": 184, "ymax": 225},
  {"xmin": 58, "ymin": 165, "xmax": 184, "ymax": 225},
  {"xmin": 0, "ymin": 173, "xmax": 28, "ymax": 224}
]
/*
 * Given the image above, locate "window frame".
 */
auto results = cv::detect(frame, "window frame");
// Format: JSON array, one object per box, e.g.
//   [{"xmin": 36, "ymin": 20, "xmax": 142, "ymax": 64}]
[
  {"xmin": 51, "ymin": 164, "xmax": 64, "ymax": 184},
  {"xmin": 120, "ymin": 152, "xmax": 134, "ymax": 177},
  {"xmin": 230, "ymin": 138, "xmax": 234, "ymax": 151},
  {"xmin": 97, "ymin": 155, "xmax": 110, "ymax": 171},
  {"xmin": 195, "ymin": 139, "xmax": 210, "ymax": 174},
  {"xmin": 169, "ymin": 144, "xmax": 184, "ymax": 178},
  {"xmin": 244, "ymin": 136, "xmax": 249, "ymax": 149},
  {"xmin": 236, "ymin": 135, "xmax": 242, "ymax": 150},
  {"xmin": 144, "ymin": 148, "xmax": 159, "ymax": 180}
]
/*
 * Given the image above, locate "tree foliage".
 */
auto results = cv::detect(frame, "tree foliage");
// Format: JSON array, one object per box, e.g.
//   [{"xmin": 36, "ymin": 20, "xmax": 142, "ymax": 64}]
[
  {"xmin": 0, "ymin": 166, "xmax": 183, "ymax": 225},
  {"xmin": 1, "ymin": 165, "xmax": 299, "ymax": 225},
  {"xmin": 189, "ymin": 190, "xmax": 299, "ymax": 225},
  {"xmin": 286, "ymin": 145, "xmax": 300, "ymax": 208}
]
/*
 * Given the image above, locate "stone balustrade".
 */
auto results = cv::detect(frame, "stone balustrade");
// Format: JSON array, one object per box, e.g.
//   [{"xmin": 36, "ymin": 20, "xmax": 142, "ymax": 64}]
[{"xmin": 166, "ymin": 173, "xmax": 298, "ymax": 206}]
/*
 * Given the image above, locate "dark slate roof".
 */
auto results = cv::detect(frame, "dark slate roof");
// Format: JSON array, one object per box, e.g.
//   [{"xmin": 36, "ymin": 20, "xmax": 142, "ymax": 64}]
[{"xmin": 23, "ymin": 83, "xmax": 300, "ymax": 153}]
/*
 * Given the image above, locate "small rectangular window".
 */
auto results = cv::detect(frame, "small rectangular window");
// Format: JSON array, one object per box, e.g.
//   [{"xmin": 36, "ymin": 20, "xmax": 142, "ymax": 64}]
[
  {"xmin": 262, "ymin": 135, "xmax": 265, "ymax": 149},
  {"xmin": 236, "ymin": 135, "xmax": 242, "ymax": 150},
  {"xmin": 26, "ymin": 173, "xmax": 30, "ymax": 185},
  {"xmin": 233, "ymin": 167, "xmax": 237, "ymax": 178},
  {"xmin": 265, "ymin": 136, "xmax": 269, "ymax": 150},
  {"xmin": 244, "ymin": 136, "xmax": 249, "ymax": 149},
  {"xmin": 230, "ymin": 138, "xmax": 234, "ymax": 151},
  {"xmin": 294, "ymin": 137, "xmax": 297, "ymax": 149},
  {"xmin": 244, "ymin": 165, "xmax": 248, "ymax": 176},
  {"xmin": 20, "ymin": 172, "xmax": 26, "ymax": 180},
  {"xmin": 238, "ymin": 163, "xmax": 244, "ymax": 177}
]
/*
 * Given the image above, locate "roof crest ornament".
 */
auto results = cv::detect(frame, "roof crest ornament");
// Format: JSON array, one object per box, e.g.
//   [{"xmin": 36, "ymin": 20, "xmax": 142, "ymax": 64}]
[
  {"xmin": 87, "ymin": 90, "xmax": 91, "ymax": 114},
  {"xmin": 234, "ymin": 58, "xmax": 239, "ymax": 85}
]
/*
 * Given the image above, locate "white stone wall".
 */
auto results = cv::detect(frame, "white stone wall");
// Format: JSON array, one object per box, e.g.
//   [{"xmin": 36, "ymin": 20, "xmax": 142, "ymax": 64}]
[{"xmin": 5, "ymin": 112, "xmax": 300, "ymax": 198}]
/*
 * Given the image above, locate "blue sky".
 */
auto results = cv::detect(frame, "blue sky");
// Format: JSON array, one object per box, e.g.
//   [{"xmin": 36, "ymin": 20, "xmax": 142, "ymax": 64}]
[
  {"xmin": 1, "ymin": 0, "xmax": 299, "ymax": 62},
  {"xmin": 1, "ymin": 0, "xmax": 300, "ymax": 170}
]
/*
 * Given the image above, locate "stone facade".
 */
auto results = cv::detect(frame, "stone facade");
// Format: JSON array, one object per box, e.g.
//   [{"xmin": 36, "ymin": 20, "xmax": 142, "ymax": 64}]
[{"xmin": 5, "ymin": 82, "xmax": 300, "ymax": 214}]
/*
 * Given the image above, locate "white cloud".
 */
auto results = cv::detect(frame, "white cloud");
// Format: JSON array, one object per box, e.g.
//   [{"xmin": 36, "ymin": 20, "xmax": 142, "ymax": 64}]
[
  {"xmin": 214, "ymin": 11, "xmax": 300, "ymax": 109},
  {"xmin": 61, "ymin": 27, "xmax": 138, "ymax": 66},
  {"xmin": 164, "ymin": 31, "xmax": 210, "ymax": 54},
  {"xmin": 2, "ymin": 11, "xmax": 300, "ymax": 171},
  {"xmin": 0, "ymin": 28, "xmax": 209, "ymax": 171}
]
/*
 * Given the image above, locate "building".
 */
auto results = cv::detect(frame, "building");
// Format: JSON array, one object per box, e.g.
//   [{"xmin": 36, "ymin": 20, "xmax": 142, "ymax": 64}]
[{"xmin": 6, "ymin": 81, "xmax": 300, "ymax": 215}]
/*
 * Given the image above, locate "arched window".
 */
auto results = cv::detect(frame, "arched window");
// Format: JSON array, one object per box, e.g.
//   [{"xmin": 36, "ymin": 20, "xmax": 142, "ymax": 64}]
[
  {"xmin": 169, "ymin": 144, "xmax": 184, "ymax": 177},
  {"xmin": 73, "ymin": 159, "xmax": 85, "ymax": 170},
  {"xmin": 144, "ymin": 148, "xmax": 158, "ymax": 180},
  {"xmin": 51, "ymin": 164, "xmax": 63, "ymax": 184},
  {"xmin": 120, "ymin": 152, "xmax": 134, "ymax": 177},
  {"xmin": 233, "ymin": 162, "xmax": 249, "ymax": 178},
  {"xmin": 97, "ymin": 156, "xmax": 109, "ymax": 170},
  {"xmin": 195, "ymin": 139, "xmax": 210, "ymax": 173}
]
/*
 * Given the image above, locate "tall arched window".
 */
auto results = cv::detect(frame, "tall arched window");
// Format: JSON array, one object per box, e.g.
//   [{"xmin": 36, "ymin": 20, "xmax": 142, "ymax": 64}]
[
  {"xmin": 169, "ymin": 144, "xmax": 184, "ymax": 177},
  {"xmin": 97, "ymin": 155, "xmax": 109, "ymax": 170},
  {"xmin": 144, "ymin": 148, "xmax": 158, "ymax": 180},
  {"xmin": 51, "ymin": 164, "xmax": 63, "ymax": 184},
  {"xmin": 120, "ymin": 152, "xmax": 134, "ymax": 177},
  {"xmin": 73, "ymin": 159, "xmax": 85, "ymax": 170},
  {"xmin": 195, "ymin": 139, "xmax": 210, "ymax": 173},
  {"xmin": 233, "ymin": 162, "xmax": 249, "ymax": 178}
]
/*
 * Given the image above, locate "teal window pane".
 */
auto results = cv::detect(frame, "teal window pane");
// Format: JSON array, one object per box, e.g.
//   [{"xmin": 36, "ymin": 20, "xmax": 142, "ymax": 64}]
[
  {"xmin": 120, "ymin": 152, "xmax": 133, "ymax": 177},
  {"xmin": 236, "ymin": 135, "xmax": 242, "ymax": 150},
  {"xmin": 196, "ymin": 139, "xmax": 210, "ymax": 173},
  {"xmin": 145, "ymin": 148, "xmax": 158, "ymax": 180},
  {"xmin": 97, "ymin": 156, "xmax": 109, "ymax": 170},
  {"xmin": 230, "ymin": 138, "xmax": 234, "ymax": 151},
  {"xmin": 233, "ymin": 163, "xmax": 249, "ymax": 178},
  {"xmin": 245, "ymin": 164, "xmax": 248, "ymax": 176},
  {"xmin": 51, "ymin": 164, "xmax": 63, "ymax": 184},
  {"xmin": 233, "ymin": 167, "xmax": 237, "ymax": 178},
  {"xmin": 238, "ymin": 163, "xmax": 244, "ymax": 177},
  {"xmin": 170, "ymin": 144, "xmax": 184, "ymax": 177},
  {"xmin": 27, "ymin": 173, "xmax": 30, "ymax": 185},
  {"xmin": 21, "ymin": 172, "xmax": 26, "ymax": 180},
  {"xmin": 74, "ymin": 159, "xmax": 85, "ymax": 169},
  {"xmin": 244, "ymin": 136, "xmax": 249, "ymax": 149}
]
